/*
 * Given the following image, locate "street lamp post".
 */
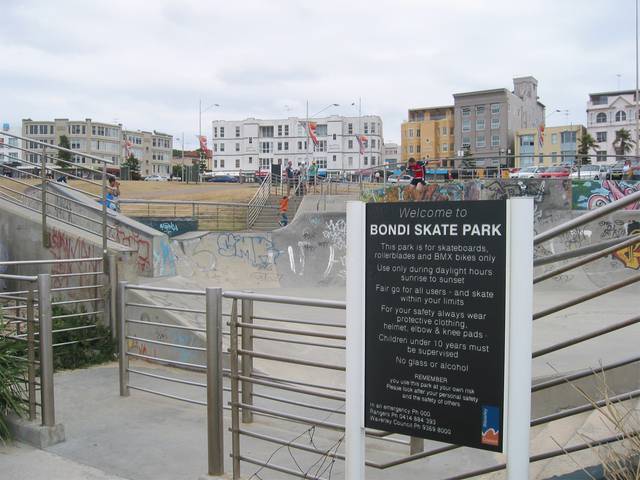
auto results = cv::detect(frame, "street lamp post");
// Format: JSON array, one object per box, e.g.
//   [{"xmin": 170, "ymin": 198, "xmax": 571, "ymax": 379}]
[{"xmin": 198, "ymin": 100, "xmax": 221, "ymax": 174}]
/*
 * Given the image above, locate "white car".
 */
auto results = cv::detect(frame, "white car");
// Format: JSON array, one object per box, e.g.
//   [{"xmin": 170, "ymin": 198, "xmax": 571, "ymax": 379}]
[
  {"xmin": 570, "ymin": 165, "xmax": 609, "ymax": 180},
  {"xmin": 388, "ymin": 174, "xmax": 413, "ymax": 184},
  {"xmin": 510, "ymin": 166, "xmax": 546, "ymax": 179},
  {"xmin": 144, "ymin": 175, "xmax": 168, "ymax": 182}
]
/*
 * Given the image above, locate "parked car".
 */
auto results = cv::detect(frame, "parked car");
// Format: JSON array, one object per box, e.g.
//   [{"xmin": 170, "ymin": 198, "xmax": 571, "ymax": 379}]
[
  {"xmin": 539, "ymin": 166, "xmax": 570, "ymax": 178},
  {"xmin": 609, "ymin": 160, "xmax": 627, "ymax": 179},
  {"xmin": 144, "ymin": 175, "xmax": 168, "ymax": 181},
  {"xmin": 388, "ymin": 174, "xmax": 413, "ymax": 184},
  {"xmin": 207, "ymin": 175, "xmax": 239, "ymax": 183},
  {"xmin": 510, "ymin": 166, "xmax": 546, "ymax": 179},
  {"xmin": 570, "ymin": 164, "xmax": 609, "ymax": 180}
]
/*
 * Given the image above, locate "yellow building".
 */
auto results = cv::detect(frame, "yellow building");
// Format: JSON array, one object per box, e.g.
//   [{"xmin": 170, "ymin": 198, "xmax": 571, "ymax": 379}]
[
  {"xmin": 401, "ymin": 106, "xmax": 455, "ymax": 166},
  {"xmin": 514, "ymin": 124, "xmax": 587, "ymax": 168}
]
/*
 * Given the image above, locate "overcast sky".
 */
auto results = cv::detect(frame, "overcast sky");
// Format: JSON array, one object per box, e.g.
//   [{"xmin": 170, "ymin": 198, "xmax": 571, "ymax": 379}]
[{"xmin": 1, "ymin": 0, "xmax": 637, "ymax": 148}]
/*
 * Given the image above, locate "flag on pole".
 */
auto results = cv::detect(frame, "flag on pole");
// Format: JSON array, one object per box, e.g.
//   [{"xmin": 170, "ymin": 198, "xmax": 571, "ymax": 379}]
[
  {"xmin": 307, "ymin": 121, "xmax": 319, "ymax": 146},
  {"xmin": 124, "ymin": 138, "xmax": 133, "ymax": 157},
  {"xmin": 356, "ymin": 134, "xmax": 368, "ymax": 155},
  {"xmin": 198, "ymin": 136, "xmax": 212, "ymax": 158},
  {"xmin": 538, "ymin": 124, "xmax": 545, "ymax": 150}
]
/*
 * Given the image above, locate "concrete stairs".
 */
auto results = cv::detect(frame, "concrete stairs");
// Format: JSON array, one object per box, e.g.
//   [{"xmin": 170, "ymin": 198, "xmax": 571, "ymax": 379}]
[{"xmin": 250, "ymin": 193, "xmax": 303, "ymax": 231}]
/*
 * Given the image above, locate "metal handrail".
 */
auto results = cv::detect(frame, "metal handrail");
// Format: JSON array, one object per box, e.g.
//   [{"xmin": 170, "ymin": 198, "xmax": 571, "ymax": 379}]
[
  {"xmin": 0, "ymin": 257, "xmax": 103, "ymax": 266},
  {"xmin": 247, "ymin": 172, "xmax": 272, "ymax": 228}
]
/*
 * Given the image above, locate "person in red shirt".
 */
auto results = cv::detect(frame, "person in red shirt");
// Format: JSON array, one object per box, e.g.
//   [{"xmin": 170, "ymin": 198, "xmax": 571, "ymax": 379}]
[
  {"xmin": 279, "ymin": 195, "xmax": 289, "ymax": 227},
  {"xmin": 406, "ymin": 157, "xmax": 426, "ymax": 201}
]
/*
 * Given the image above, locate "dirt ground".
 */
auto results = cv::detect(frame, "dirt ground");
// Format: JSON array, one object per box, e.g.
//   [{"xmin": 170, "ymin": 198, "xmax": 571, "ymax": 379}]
[{"xmin": 0, "ymin": 177, "xmax": 258, "ymax": 203}]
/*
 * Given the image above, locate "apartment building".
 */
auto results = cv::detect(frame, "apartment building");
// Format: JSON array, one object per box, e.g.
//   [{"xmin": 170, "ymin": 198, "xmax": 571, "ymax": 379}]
[
  {"xmin": 0, "ymin": 122, "xmax": 21, "ymax": 163},
  {"xmin": 210, "ymin": 115, "xmax": 383, "ymax": 172},
  {"xmin": 587, "ymin": 90, "xmax": 640, "ymax": 164},
  {"xmin": 514, "ymin": 124, "xmax": 586, "ymax": 168},
  {"xmin": 22, "ymin": 118, "xmax": 122, "ymax": 166},
  {"xmin": 383, "ymin": 142, "xmax": 400, "ymax": 166},
  {"xmin": 123, "ymin": 130, "xmax": 172, "ymax": 177},
  {"xmin": 453, "ymin": 76, "xmax": 545, "ymax": 168},
  {"xmin": 400, "ymin": 106, "xmax": 454, "ymax": 165}
]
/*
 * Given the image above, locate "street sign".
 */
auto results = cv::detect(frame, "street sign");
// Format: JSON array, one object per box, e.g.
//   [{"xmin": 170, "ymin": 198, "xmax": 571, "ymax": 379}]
[{"xmin": 364, "ymin": 200, "xmax": 508, "ymax": 451}]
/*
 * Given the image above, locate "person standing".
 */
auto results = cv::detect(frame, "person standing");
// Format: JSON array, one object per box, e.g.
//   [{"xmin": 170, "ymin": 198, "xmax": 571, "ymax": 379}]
[
  {"xmin": 308, "ymin": 160, "xmax": 318, "ymax": 192},
  {"xmin": 406, "ymin": 157, "xmax": 426, "ymax": 201},
  {"xmin": 279, "ymin": 195, "xmax": 289, "ymax": 227},
  {"xmin": 285, "ymin": 161, "xmax": 295, "ymax": 196}
]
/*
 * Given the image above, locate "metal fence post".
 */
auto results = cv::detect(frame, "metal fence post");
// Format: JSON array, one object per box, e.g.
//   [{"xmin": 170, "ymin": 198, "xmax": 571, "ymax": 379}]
[
  {"xmin": 117, "ymin": 281, "xmax": 129, "ymax": 397},
  {"xmin": 37, "ymin": 274, "xmax": 55, "ymax": 427},
  {"xmin": 101, "ymin": 162, "xmax": 108, "ymax": 256},
  {"xmin": 107, "ymin": 253, "xmax": 118, "ymax": 339},
  {"xmin": 229, "ymin": 299, "xmax": 241, "ymax": 479},
  {"xmin": 241, "ymin": 298, "xmax": 254, "ymax": 423},
  {"xmin": 41, "ymin": 148, "xmax": 48, "ymax": 248},
  {"xmin": 206, "ymin": 287, "xmax": 224, "ymax": 476},
  {"xmin": 410, "ymin": 437, "xmax": 424, "ymax": 454},
  {"xmin": 26, "ymin": 288, "xmax": 36, "ymax": 421}
]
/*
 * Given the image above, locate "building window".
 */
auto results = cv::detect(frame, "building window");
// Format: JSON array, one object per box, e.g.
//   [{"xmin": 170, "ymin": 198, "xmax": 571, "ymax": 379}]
[
  {"xmin": 551, "ymin": 133, "xmax": 558, "ymax": 144},
  {"xmin": 364, "ymin": 122, "xmax": 369, "ymax": 134},
  {"xmin": 371, "ymin": 123, "xmax": 376, "ymax": 134},
  {"xmin": 491, "ymin": 103, "xmax": 500, "ymax": 114},
  {"xmin": 348, "ymin": 123, "xmax": 353, "ymax": 134},
  {"xmin": 596, "ymin": 151, "xmax": 607, "ymax": 162},
  {"xmin": 259, "ymin": 158, "xmax": 270, "ymax": 168},
  {"xmin": 416, "ymin": 128, "xmax": 420, "ymax": 137},
  {"xmin": 260, "ymin": 142, "xmax": 272, "ymax": 153},
  {"xmin": 441, "ymin": 127, "xmax": 447, "ymax": 135},
  {"xmin": 298, "ymin": 141, "xmax": 303, "ymax": 150},
  {"xmin": 313, "ymin": 140, "xmax": 327, "ymax": 152},
  {"xmin": 441, "ymin": 143, "xmax": 448, "ymax": 152},
  {"xmin": 408, "ymin": 128, "xmax": 414, "ymax": 137},
  {"xmin": 220, "ymin": 143, "xmax": 225, "ymax": 152},
  {"xmin": 348, "ymin": 156, "xmax": 353, "ymax": 166},
  {"xmin": 476, "ymin": 118, "xmax": 485, "ymax": 130},
  {"xmin": 259, "ymin": 126, "xmax": 273, "ymax": 137},
  {"xmin": 332, "ymin": 133, "xmax": 336, "ymax": 140},
  {"xmin": 370, "ymin": 139, "xmax": 376, "ymax": 148},
  {"xmin": 462, "ymin": 119, "xmax": 471, "ymax": 132},
  {"xmin": 491, "ymin": 117, "xmax": 500, "ymax": 129},
  {"xmin": 476, "ymin": 105, "xmax": 485, "ymax": 115},
  {"xmin": 491, "ymin": 134, "xmax": 500, "ymax": 148},
  {"xmin": 409, "ymin": 145, "xmax": 414, "ymax": 153},
  {"xmin": 462, "ymin": 107, "xmax": 470, "ymax": 117},
  {"xmin": 316, "ymin": 158, "xmax": 327, "ymax": 168},
  {"xmin": 213, "ymin": 127, "xmax": 218, "ymax": 138},
  {"xmin": 561, "ymin": 131, "xmax": 577, "ymax": 143},
  {"xmin": 364, "ymin": 156, "xmax": 368, "ymax": 165},
  {"xmin": 248, "ymin": 137, "xmax": 252, "ymax": 144},
  {"xmin": 248, "ymin": 157, "xmax": 253, "ymax": 164},
  {"xmin": 235, "ymin": 143, "xmax": 240, "ymax": 152},
  {"xmin": 220, "ymin": 127, "xmax": 225, "ymax": 137},
  {"xmin": 284, "ymin": 125, "xmax": 289, "ymax": 136},
  {"xmin": 551, "ymin": 152, "xmax": 557, "ymax": 163},
  {"xmin": 220, "ymin": 159, "xmax": 225, "ymax": 168},
  {"xmin": 348, "ymin": 139, "xmax": 353, "ymax": 148},
  {"xmin": 520, "ymin": 135, "xmax": 534, "ymax": 147},
  {"xmin": 284, "ymin": 142, "xmax": 289, "ymax": 151},
  {"xmin": 596, "ymin": 131, "xmax": 607, "ymax": 143},
  {"xmin": 538, "ymin": 155, "xmax": 544, "ymax": 164},
  {"xmin": 462, "ymin": 136, "xmax": 471, "ymax": 148},
  {"xmin": 596, "ymin": 112, "xmax": 607, "ymax": 123},
  {"xmin": 277, "ymin": 142, "xmax": 282, "ymax": 151},
  {"xmin": 615, "ymin": 110, "xmax": 627, "ymax": 122},
  {"xmin": 333, "ymin": 155, "xmax": 337, "ymax": 162},
  {"xmin": 235, "ymin": 126, "xmax": 240, "ymax": 137},
  {"xmin": 235, "ymin": 159, "xmax": 240, "ymax": 168},
  {"xmin": 476, "ymin": 135, "xmax": 486, "ymax": 148},
  {"xmin": 416, "ymin": 145, "xmax": 421, "ymax": 153},
  {"xmin": 277, "ymin": 125, "xmax": 282, "ymax": 136}
]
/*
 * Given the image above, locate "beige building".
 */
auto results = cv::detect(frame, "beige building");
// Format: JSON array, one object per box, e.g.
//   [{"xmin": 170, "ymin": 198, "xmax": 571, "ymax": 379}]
[
  {"xmin": 123, "ymin": 130, "xmax": 172, "ymax": 177},
  {"xmin": 401, "ymin": 106, "xmax": 455, "ymax": 165},
  {"xmin": 514, "ymin": 124, "xmax": 586, "ymax": 168},
  {"xmin": 22, "ymin": 118, "xmax": 122, "ymax": 166}
]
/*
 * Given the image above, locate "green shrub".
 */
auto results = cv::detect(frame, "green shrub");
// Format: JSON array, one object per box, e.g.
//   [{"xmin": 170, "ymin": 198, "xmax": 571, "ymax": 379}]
[
  {"xmin": 51, "ymin": 305, "xmax": 116, "ymax": 371},
  {"xmin": 0, "ymin": 317, "xmax": 28, "ymax": 442}
]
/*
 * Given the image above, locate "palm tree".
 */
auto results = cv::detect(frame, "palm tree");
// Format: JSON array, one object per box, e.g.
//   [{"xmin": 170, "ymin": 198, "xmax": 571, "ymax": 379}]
[
  {"xmin": 577, "ymin": 132, "xmax": 598, "ymax": 166},
  {"xmin": 612, "ymin": 128, "xmax": 635, "ymax": 157}
]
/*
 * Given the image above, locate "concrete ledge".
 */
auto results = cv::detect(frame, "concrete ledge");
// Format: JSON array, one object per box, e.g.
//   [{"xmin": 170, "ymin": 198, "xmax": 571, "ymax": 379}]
[
  {"xmin": 6, "ymin": 413, "xmax": 65, "ymax": 448},
  {"xmin": 198, "ymin": 474, "xmax": 234, "ymax": 480}
]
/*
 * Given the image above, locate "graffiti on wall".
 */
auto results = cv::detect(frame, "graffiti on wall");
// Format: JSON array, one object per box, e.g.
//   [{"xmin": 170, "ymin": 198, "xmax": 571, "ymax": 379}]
[
  {"xmin": 573, "ymin": 180, "xmax": 640, "ymax": 211},
  {"xmin": 135, "ymin": 218, "xmax": 199, "ymax": 238},
  {"xmin": 111, "ymin": 226, "xmax": 152, "ymax": 274},
  {"xmin": 48, "ymin": 228, "xmax": 102, "ymax": 289},
  {"xmin": 216, "ymin": 233, "xmax": 280, "ymax": 269},
  {"xmin": 612, "ymin": 220, "xmax": 640, "ymax": 270}
]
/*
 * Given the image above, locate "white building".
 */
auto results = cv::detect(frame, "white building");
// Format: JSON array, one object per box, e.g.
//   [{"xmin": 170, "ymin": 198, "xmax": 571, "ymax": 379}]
[
  {"xmin": 0, "ymin": 122, "xmax": 21, "ymax": 163},
  {"xmin": 210, "ymin": 115, "xmax": 383, "ymax": 173},
  {"xmin": 383, "ymin": 142, "xmax": 400, "ymax": 166},
  {"xmin": 587, "ymin": 90, "xmax": 640, "ymax": 164}
]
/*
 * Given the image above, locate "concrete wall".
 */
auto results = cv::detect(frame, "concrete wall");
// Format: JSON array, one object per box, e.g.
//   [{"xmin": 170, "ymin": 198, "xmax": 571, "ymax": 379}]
[
  {"xmin": 0, "ymin": 197, "xmax": 137, "ymax": 298},
  {"xmin": 24, "ymin": 182, "xmax": 176, "ymax": 277}
]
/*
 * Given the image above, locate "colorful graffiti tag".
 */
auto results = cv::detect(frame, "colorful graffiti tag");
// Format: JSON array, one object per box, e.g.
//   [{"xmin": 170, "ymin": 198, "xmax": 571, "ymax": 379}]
[
  {"xmin": 612, "ymin": 221, "xmax": 640, "ymax": 270},
  {"xmin": 573, "ymin": 180, "xmax": 640, "ymax": 211}
]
